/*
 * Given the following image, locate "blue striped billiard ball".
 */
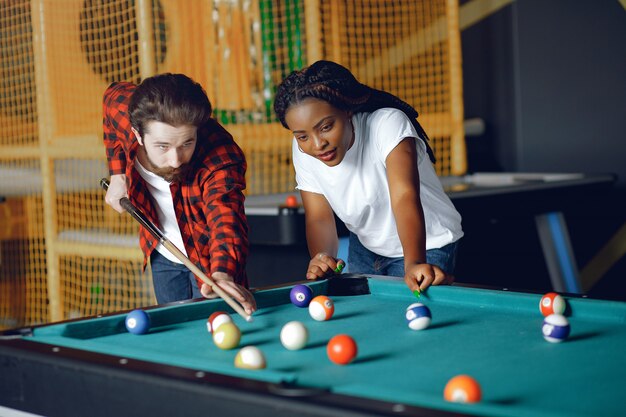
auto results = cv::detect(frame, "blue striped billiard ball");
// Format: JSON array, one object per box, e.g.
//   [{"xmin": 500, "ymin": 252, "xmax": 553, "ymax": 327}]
[
  {"xmin": 125, "ymin": 309, "xmax": 151, "ymax": 335},
  {"xmin": 406, "ymin": 303, "xmax": 432, "ymax": 330},
  {"xmin": 290, "ymin": 284, "xmax": 313, "ymax": 308},
  {"xmin": 542, "ymin": 314, "xmax": 570, "ymax": 343}
]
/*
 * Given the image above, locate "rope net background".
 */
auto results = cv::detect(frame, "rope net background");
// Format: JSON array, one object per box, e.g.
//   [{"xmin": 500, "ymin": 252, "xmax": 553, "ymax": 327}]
[{"xmin": 0, "ymin": 0, "xmax": 464, "ymax": 328}]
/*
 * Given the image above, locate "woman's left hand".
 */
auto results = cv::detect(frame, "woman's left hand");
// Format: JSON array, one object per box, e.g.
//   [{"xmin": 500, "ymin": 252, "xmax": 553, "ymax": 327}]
[{"xmin": 403, "ymin": 262, "xmax": 454, "ymax": 293}]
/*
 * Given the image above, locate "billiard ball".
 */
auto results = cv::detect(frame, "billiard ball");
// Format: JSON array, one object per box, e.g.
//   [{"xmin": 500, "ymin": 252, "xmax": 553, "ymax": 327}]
[
  {"xmin": 290, "ymin": 284, "xmax": 313, "ymax": 308},
  {"xmin": 540, "ymin": 292, "xmax": 566, "ymax": 317},
  {"xmin": 125, "ymin": 309, "xmax": 150, "ymax": 335},
  {"xmin": 207, "ymin": 311, "xmax": 232, "ymax": 333},
  {"xmin": 280, "ymin": 321, "xmax": 309, "ymax": 350},
  {"xmin": 212, "ymin": 322, "xmax": 241, "ymax": 349},
  {"xmin": 284, "ymin": 195, "xmax": 298, "ymax": 208},
  {"xmin": 327, "ymin": 334, "xmax": 357, "ymax": 365},
  {"xmin": 234, "ymin": 346, "xmax": 266, "ymax": 370},
  {"xmin": 405, "ymin": 303, "xmax": 431, "ymax": 330},
  {"xmin": 444, "ymin": 375, "xmax": 482, "ymax": 403},
  {"xmin": 542, "ymin": 313, "xmax": 570, "ymax": 343},
  {"xmin": 309, "ymin": 295, "xmax": 334, "ymax": 321}
]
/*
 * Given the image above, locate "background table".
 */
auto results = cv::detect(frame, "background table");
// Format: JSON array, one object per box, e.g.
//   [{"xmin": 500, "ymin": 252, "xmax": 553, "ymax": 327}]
[
  {"xmin": 2, "ymin": 276, "xmax": 625, "ymax": 417},
  {"xmin": 245, "ymin": 172, "xmax": 617, "ymax": 293}
]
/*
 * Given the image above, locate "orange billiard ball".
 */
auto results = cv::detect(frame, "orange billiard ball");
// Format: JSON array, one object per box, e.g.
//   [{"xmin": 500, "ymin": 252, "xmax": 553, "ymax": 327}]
[
  {"xmin": 327, "ymin": 334, "xmax": 357, "ymax": 365},
  {"xmin": 539, "ymin": 292, "xmax": 566, "ymax": 317},
  {"xmin": 308, "ymin": 295, "xmax": 334, "ymax": 321},
  {"xmin": 444, "ymin": 375, "xmax": 482, "ymax": 403},
  {"xmin": 284, "ymin": 195, "xmax": 298, "ymax": 208}
]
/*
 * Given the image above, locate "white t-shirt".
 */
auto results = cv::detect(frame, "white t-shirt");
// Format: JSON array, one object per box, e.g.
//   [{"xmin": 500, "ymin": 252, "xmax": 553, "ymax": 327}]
[
  {"xmin": 134, "ymin": 160, "xmax": 188, "ymax": 263},
  {"xmin": 293, "ymin": 108, "xmax": 463, "ymax": 258}
]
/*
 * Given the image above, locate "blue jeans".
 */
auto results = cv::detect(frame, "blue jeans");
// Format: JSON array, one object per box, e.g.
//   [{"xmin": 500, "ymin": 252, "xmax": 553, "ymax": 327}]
[
  {"xmin": 150, "ymin": 250, "xmax": 202, "ymax": 304},
  {"xmin": 345, "ymin": 232, "xmax": 459, "ymax": 277}
]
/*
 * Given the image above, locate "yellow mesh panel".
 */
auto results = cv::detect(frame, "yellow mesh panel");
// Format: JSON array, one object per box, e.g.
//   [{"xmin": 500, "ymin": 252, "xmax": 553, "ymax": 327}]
[
  {"xmin": 207, "ymin": 0, "xmax": 305, "ymax": 192},
  {"xmin": 0, "ymin": 1, "xmax": 37, "ymax": 147},
  {"xmin": 0, "ymin": 159, "xmax": 48, "ymax": 328},
  {"xmin": 0, "ymin": 0, "xmax": 464, "ymax": 328},
  {"xmin": 54, "ymin": 158, "xmax": 136, "ymax": 236},
  {"xmin": 229, "ymin": 123, "xmax": 296, "ymax": 194},
  {"xmin": 60, "ymin": 256, "xmax": 154, "ymax": 319},
  {"xmin": 318, "ymin": 0, "xmax": 465, "ymax": 176}
]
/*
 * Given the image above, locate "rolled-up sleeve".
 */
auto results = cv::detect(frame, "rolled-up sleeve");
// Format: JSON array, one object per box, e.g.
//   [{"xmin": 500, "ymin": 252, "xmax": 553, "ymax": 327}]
[{"xmin": 102, "ymin": 82, "xmax": 136, "ymax": 175}]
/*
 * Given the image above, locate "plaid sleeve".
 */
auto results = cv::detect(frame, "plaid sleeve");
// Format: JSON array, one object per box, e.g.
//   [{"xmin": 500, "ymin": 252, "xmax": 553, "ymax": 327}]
[
  {"xmin": 200, "ymin": 125, "xmax": 249, "ymax": 284},
  {"xmin": 103, "ymin": 82, "xmax": 136, "ymax": 175}
]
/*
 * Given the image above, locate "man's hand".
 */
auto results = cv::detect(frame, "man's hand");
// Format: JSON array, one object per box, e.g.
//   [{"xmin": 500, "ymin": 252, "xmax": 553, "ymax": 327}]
[
  {"xmin": 200, "ymin": 272, "xmax": 257, "ymax": 315},
  {"xmin": 104, "ymin": 174, "xmax": 128, "ymax": 213}
]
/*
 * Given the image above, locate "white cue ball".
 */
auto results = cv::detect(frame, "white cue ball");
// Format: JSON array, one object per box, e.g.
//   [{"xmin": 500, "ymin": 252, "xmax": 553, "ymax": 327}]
[{"xmin": 280, "ymin": 321, "xmax": 309, "ymax": 350}]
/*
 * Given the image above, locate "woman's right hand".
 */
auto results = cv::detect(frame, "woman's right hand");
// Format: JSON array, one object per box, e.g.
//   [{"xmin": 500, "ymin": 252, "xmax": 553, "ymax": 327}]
[{"xmin": 306, "ymin": 252, "xmax": 345, "ymax": 280}]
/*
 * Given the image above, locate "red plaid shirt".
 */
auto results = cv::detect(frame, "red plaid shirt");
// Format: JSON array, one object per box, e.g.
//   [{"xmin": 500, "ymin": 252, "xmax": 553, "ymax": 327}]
[{"xmin": 103, "ymin": 82, "xmax": 249, "ymax": 288}]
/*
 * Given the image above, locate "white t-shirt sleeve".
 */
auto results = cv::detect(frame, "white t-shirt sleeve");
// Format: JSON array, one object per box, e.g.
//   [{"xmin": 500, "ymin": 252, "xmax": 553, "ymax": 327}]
[{"xmin": 371, "ymin": 109, "xmax": 425, "ymax": 166}]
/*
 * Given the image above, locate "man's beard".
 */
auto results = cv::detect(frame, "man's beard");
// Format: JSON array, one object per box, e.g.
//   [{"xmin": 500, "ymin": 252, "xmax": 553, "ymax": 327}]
[{"xmin": 140, "ymin": 149, "xmax": 190, "ymax": 183}]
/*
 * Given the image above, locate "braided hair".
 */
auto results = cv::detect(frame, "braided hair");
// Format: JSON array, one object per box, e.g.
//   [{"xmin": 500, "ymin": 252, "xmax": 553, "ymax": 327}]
[{"xmin": 273, "ymin": 60, "xmax": 435, "ymax": 163}]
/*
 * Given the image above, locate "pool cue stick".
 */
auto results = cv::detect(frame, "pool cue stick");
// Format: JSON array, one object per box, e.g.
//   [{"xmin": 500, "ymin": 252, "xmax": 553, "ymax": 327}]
[{"xmin": 100, "ymin": 178, "xmax": 252, "ymax": 322}]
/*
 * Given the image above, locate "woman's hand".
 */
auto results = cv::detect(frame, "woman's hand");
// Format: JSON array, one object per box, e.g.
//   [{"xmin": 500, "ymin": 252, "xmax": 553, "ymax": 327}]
[
  {"xmin": 404, "ymin": 262, "xmax": 454, "ymax": 293},
  {"xmin": 305, "ymin": 252, "xmax": 345, "ymax": 280}
]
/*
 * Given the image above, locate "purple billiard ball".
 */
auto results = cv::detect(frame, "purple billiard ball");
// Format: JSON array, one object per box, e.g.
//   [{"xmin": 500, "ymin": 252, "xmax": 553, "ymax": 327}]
[
  {"xmin": 290, "ymin": 284, "xmax": 313, "ymax": 308},
  {"xmin": 125, "ymin": 309, "xmax": 151, "ymax": 335}
]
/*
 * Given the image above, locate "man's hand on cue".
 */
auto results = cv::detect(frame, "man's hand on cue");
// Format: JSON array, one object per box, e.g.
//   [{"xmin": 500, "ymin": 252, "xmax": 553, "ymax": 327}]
[{"xmin": 200, "ymin": 272, "xmax": 257, "ymax": 315}]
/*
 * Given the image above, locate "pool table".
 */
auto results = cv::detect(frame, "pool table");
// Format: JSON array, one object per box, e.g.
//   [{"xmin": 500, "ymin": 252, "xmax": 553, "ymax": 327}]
[{"xmin": 1, "ymin": 275, "xmax": 625, "ymax": 417}]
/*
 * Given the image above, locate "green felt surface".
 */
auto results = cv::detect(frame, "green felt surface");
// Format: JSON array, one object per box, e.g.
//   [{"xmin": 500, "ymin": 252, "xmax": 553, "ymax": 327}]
[{"xmin": 30, "ymin": 278, "xmax": 626, "ymax": 417}]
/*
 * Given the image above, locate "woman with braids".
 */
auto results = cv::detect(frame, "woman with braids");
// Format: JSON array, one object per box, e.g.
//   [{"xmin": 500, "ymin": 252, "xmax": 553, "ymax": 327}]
[{"xmin": 273, "ymin": 60, "xmax": 463, "ymax": 293}]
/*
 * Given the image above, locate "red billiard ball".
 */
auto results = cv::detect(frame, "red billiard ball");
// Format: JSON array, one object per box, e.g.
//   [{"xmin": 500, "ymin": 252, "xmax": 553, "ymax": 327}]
[
  {"xmin": 327, "ymin": 334, "xmax": 357, "ymax": 365},
  {"xmin": 284, "ymin": 195, "xmax": 298, "ymax": 208},
  {"xmin": 539, "ymin": 292, "xmax": 566, "ymax": 317},
  {"xmin": 444, "ymin": 375, "xmax": 482, "ymax": 403},
  {"xmin": 207, "ymin": 311, "xmax": 232, "ymax": 333}
]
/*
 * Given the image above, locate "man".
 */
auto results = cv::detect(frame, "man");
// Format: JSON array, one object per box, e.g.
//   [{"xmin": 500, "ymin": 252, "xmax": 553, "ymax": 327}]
[{"xmin": 103, "ymin": 73, "xmax": 255, "ymax": 314}]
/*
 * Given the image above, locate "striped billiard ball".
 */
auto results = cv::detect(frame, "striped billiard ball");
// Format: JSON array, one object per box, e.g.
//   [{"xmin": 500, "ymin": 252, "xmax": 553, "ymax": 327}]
[
  {"xmin": 542, "ymin": 313, "xmax": 570, "ymax": 343},
  {"xmin": 540, "ymin": 292, "xmax": 566, "ymax": 317},
  {"xmin": 207, "ymin": 311, "xmax": 232, "ymax": 333},
  {"xmin": 309, "ymin": 295, "xmax": 334, "ymax": 321},
  {"xmin": 406, "ymin": 303, "xmax": 432, "ymax": 330}
]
